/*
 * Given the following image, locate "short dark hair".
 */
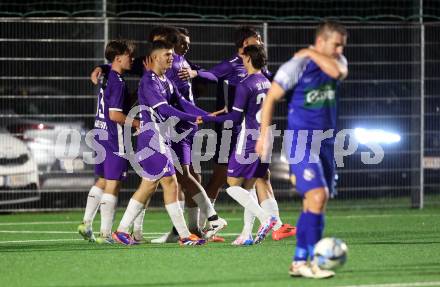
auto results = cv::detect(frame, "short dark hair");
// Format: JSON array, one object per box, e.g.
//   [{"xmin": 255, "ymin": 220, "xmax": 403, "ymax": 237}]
[
  {"xmin": 104, "ymin": 39, "xmax": 135, "ymax": 62},
  {"xmin": 176, "ymin": 27, "xmax": 190, "ymax": 37},
  {"xmin": 234, "ymin": 26, "xmax": 260, "ymax": 48},
  {"xmin": 315, "ymin": 21, "xmax": 348, "ymax": 40},
  {"xmin": 146, "ymin": 40, "xmax": 174, "ymax": 58},
  {"xmin": 148, "ymin": 25, "xmax": 180, "ymax": 45},
  {"xmin": 243, "ymin": 45, "xmax": 267, "ymax": 69}
]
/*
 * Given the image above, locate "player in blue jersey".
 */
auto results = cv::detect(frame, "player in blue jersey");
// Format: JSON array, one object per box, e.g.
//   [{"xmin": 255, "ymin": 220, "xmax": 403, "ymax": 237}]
[
  {"xmin": 257, "ymin": 21, "xmax": 348, "ymax": 278},
  {"xmin": 204, "ymin": 26, "xmax": 296, "ymax": 243},
  {"xmin": 78, "ymin": 40, "xmax": 140, "ymax": 244},
  {"xmin": 203, "ymin": 45, "xmax": 279, "ymax": 244},
  {"xmin": 111, "ymin": 40, "xmax": 225, "ymax": 246}
]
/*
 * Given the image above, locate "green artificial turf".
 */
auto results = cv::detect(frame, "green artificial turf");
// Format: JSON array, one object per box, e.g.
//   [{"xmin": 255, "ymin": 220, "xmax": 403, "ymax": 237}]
[{"xmin": 0, "ymin": 207, "xmax": 439, "ymax": 287}]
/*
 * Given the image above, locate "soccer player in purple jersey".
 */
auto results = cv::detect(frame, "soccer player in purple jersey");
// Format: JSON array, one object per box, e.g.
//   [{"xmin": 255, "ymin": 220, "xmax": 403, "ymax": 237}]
[
  {"xmin": 78, "ymin": 40, "xmax": 140, "ymax": 244},
  {"xmin": 205, "ymin": 26, "xmax": 296, "ymax": 242},
  {"xmin": 112, "ymin": 41, "xmax": 225, "ymax": 246},
  {"xmin": 152, "ymin": 28, "xmax": 223, "ymax": 243},
  {"xmin": 203, "ymin": 45, "xmax": 279, "ymax": 244},
  {"xmin": 257, "ymin": 21, "xmax": 348, "ymax": 278}
]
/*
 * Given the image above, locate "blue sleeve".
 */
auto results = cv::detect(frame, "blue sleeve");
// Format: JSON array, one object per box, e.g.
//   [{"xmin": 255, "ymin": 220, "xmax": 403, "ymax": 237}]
[{"xmin": 156, "ymin": 104, "xmax": 198, "ymax": 122}]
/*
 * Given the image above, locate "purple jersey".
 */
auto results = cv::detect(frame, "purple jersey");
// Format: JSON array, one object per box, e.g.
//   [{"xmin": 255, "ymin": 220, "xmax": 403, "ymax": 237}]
[
  {"xmin": 166, "ymin": 53, "xmax": 197, "ymax": 136},
  {"xmin": 233, "ymin": 73, "xmax": 271, "ymax": 154},
  {"xmin": 94, "ymin": 70, "xmax": 130, "ymax": 154}
]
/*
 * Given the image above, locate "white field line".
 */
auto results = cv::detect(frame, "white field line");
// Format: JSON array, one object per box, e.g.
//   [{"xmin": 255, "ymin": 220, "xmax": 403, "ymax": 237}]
[
  {"xmin": 338, "ymin": 282, "xmax": 440, "ymax": 287},
  {"xmin": 0, "ymin": 213, "xmax": 436, "ymax": 227},
  {"xmin": 0, "ymin": 230, "xmax": 240, "ymax": 236}
]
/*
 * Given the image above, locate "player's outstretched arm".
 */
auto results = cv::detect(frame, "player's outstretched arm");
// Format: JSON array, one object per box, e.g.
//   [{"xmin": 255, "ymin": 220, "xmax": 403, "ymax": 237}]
[
  {"xmin": 156, "ymin": 104, "xmax": 199, "ymax": 123},
  {"xmin": 202, "ymin": 110, "xmax": 241, "ymax": 124}
]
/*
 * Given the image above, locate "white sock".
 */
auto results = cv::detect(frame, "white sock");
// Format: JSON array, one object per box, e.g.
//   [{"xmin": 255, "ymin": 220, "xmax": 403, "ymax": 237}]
[
  {"xmin": 261, "ymin": 198, "xmax": 283, "ymax": 230},
  {"xmin": 165, "ymin": 201, "xmax": 190, "ymax": 238},
  {"xmin": 241, "ymin": 189, "xmax": 257, "ymax": 237},
  {"xmin": 118, "ymin": 199, "xmax": 144, "ymax": 233},
  {"xmin": 83, "ymin": 186, "xmax": 103, "ymax": 226},
  {"xmin": 99, "ymin": 193, "xmax": 117, "ymax": 237},
  {"xmin": 133, "ymin": 208, "xmax": 146, "ymax": 233},
  {"xmin": 192, "ymin": 192, "xmax": 216, "ymax": 219},
  {"xmin": 179, "ymin": 200, "xmax": 185, "ymax": 211},
  {"xmin": 187, "ymin": 207, "xmax": 200, "ymax": 231},
  {"xmin": 198, "ymin": 198, "xmax": 215, "ymax": 229},
  {"xmin": 226, "ymin": 186, "xmax": 270, "ymax": 224}
]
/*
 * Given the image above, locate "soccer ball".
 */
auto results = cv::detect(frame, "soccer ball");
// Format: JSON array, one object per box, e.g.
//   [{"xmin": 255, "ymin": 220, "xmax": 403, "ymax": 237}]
[{"xmin": 313, "ymin": 237, "xmax": 348, "ymax": 270}]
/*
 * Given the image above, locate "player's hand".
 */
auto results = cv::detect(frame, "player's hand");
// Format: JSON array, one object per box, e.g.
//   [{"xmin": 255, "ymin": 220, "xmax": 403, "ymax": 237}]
[
  {"xmin": 195, "ymin": 116, "xmax": 203, "ymax": 125},
  {"xmin": 209, "ymin": 108, "xmax": 226, "ymax": 116},
  {"xmin": 90, "ymin": 67, "xmax": 102, "ymax": 85},
  {"xmin": 178, "ymin": 68, "xmax": 197, "ymax": 80},
  {"xmin": 255, "ymin": 136, "xmax": 265, "ymax": 158},
  {"xmin": 143, "ymin": 56, "xmax": 149, "ymax": 70}
]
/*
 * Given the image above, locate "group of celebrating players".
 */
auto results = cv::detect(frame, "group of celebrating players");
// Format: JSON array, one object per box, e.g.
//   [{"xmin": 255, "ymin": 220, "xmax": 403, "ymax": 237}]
[{"xmin": 77, "ymin": 21, "xmax": 348, "ymax": 279}]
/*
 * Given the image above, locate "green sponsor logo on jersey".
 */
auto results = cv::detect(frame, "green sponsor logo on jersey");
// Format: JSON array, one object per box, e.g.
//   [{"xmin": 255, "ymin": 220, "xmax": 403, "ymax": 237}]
[{"xmin": 304, "ymin": 83, "xmax": 337, "ymax": 109}]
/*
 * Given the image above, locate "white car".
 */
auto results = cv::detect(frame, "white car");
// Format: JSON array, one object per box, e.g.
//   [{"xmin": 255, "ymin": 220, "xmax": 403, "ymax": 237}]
[{"xmin": 0, "ymin": 130, "xmax": 40, "ymax": 205}]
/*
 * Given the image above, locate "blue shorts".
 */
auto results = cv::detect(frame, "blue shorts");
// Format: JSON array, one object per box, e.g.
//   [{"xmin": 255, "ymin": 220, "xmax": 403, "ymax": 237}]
[{"xmin": 287, "ymin": 131, "xmax": 335, "ymax": 196}]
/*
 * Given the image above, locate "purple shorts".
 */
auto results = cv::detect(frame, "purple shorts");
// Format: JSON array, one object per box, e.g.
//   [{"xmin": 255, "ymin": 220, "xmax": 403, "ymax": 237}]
[
  {"xmin": 94, "ymin": 150, "xmax": 128, "ymax": 181},
  {"xmin": 171, "ymin": 135, "xmax": 193, "ymax": 166},
  {"xmin": 227, "ymin": 146, "xmax": 269, "ymax": 179}
]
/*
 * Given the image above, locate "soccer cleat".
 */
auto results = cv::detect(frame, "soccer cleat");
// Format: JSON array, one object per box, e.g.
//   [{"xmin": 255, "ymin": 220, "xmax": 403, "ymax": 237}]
[
  {"xmin": 131, "ymin": 231, "xmax": 148, "ymax": 244},
  {"xmin": 289, "ymin": 261, "xmax": 335, "ymax": 279},
  {"xmin": 150, "ymin": 231, "xmax": 179, "ymax": 244},
  {"xmin": 309, "ymin": 262, "xmax": 335, "ymax": 279},
  {"xmin": 95, "ymin": 235, "xmax": 115, "ymax": 244},
  {"xmin": 231, "ymin": 234, "xmax": 253, "ymax": 246},
  {"xmin": 272, "ymin": 223, "xmax": 297, "ymax": 241},
  {"xmin": 112, "ymin": 231, "xmax": 138, "ymax": 245},
  {"xmin": 208, "ymin": 235, "xmax": 225, "ymax": 243},
  {"xmin": 254, "ymin": 216, "xmax": 278, "ymax": 244},
  {"xmin": 77, "ymin": 223, "xmax": 96, "ymax": 242},
  {"xmin": 179, "ymin": 234, "xmax": 206, "ymax": 246},
  {"xmin": 204, "ymin": 217, "xmax": 227, "ymax": 239}
]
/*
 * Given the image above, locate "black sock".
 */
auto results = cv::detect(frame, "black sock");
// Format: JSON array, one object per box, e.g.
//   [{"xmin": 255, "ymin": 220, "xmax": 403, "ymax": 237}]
[{"xmin": 207, "ymin": 214, "xmax": 218, "ymax": 221}]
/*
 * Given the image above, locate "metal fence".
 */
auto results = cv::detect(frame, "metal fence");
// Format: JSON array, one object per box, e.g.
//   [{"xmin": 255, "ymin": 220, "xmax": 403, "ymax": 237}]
[{"xmin": 0, "ymin": 18, "xmax": 438, "ymax": 211}]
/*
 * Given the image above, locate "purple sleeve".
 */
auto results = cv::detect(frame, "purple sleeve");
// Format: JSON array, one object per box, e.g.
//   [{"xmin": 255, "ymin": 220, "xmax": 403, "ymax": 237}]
[
  {"xmin": 262, "ymin": 67, "xmax": 273, "ymax": 81},
  {"xmin": 208, "ymin": 60, "xmax": 232, "ymax": 79},
  {"xmin": 142, "ymin": 80, "xmax": 167, "ymax": 108},
  {"xmin": 196, "ymin": 70, "xmax": 218, "ymax": 83},
  {"xmin": 171, "ymin": 82, "xmax": 208, "ymax": 116},
  {"xmin": 230, "ymin": 83, "xmax": 250, "ymax": 112},
  {"xmin": 202, "ymin": 110, "xmax": 241, "ymax": 124},
  {"xmin": 107, "ymin": 83, "xmax": 125, "ymax": 111},
  {"xmin": 177, "ymin": 96, "xmax": 209, "ymax": 116},
  {"xmin": 156, "ymin": 104, "xmax": 198, "ymax": 122}
]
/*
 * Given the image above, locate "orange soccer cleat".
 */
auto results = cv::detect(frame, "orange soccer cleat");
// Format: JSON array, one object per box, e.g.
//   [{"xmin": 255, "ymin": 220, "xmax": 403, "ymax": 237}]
[
  {"xmin": 272, "ymin": 223, "xmax": 297, "ymax": 241},
  {"xmin": 208, "ymin": 235, "xmax": 225, "ymax": 243}
]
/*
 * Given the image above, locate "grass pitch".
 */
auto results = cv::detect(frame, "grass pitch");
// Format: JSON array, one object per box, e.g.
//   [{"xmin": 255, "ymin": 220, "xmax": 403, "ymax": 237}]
[{"xmin": 0, "ymin": 207, "xmax": 439, "ymax": 287}]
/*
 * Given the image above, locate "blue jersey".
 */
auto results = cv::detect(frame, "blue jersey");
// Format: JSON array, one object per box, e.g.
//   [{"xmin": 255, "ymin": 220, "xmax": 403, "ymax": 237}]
[{"xmin": 273, "ymin": 56, "xmax": 347, "ymax": 131}]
